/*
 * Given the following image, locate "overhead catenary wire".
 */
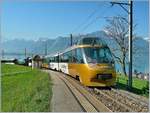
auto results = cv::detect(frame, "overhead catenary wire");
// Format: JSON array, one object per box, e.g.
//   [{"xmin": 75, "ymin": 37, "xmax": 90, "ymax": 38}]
[
  {"xmin": 69, "ymin": 3, "xmax": 113, "ymax": 46},
  {"xmin": 80, "ymin": 5, "xmax": 113, "ymax": 33},
  {"xmin": 71, "ymin": 3, "xmax": 106, "ymax": 34}
]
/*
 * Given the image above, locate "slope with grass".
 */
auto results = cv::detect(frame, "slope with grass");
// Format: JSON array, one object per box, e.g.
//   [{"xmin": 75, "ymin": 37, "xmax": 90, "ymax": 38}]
[
  {"xmin": 1, "ymin": 64, "xmax": 52, "ymax": 112},
  {"xmin": 116, "ymin": 75, "xmax": 149, "ymax": 97},
  {"xmin": 1, "ymin": 64, "xmax": 32, "ymax": 74}
]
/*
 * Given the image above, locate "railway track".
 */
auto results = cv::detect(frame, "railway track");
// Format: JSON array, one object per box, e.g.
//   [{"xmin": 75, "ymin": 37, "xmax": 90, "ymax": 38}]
[
  {"xmin": 52, "ymin": 71, "xmax": 111, "ymax": 112},
  {"xmin": 110, "ymin": 88, "xmax": 148, "ymax": 111},
  {"xmin": 49, "ymin": 70, "xmax": 149, "ymax": 112},
  {"xmin": 82, "ymin": 83, "xmax": 148, "ymax": 112},
  {"xmin": 93, "ymin": 88, "xmax": 149, "ymax": 112},
  {"xmin": 112, "ymin": 88, "xmax": 149, "ymax": 105}
]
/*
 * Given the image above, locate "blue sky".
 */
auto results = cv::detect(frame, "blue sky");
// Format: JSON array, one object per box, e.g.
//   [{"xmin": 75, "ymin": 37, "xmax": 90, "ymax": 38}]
[{"xmin": 1, "ymin": 0, "xmax": 149, "ymax": 40}]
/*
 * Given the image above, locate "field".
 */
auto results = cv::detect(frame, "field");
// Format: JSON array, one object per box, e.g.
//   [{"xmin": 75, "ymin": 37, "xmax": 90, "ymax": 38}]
[
  {"xmin": 1, "ymin": 64, "xmax": 53, "ymax": 112},
  {"xmin": 1, "ymin": 64, "xmax": 31, "ymax": 74},
  {"xmin": 116, "ymin": 74, "xmax": 149, "ymax": 97}
]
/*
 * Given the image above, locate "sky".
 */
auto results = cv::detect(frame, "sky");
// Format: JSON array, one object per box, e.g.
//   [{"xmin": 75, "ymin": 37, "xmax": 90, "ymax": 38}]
[{"xmin": 1, "ymin": 0, "xmax": 149, "ymax": 40}]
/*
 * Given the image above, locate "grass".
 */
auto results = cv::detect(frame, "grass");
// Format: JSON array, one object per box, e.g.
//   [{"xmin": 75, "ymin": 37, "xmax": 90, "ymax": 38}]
[
  {"xmin": 1, "ymin": 64, "xmax": 53, "ymax": 112},
  {"xmin": 1, "ymin": 64, "xmax": 32, "ymax": 74},
  {"xmin": 116, "ymin": 74, "xmax": 149, "ymax": 97}
]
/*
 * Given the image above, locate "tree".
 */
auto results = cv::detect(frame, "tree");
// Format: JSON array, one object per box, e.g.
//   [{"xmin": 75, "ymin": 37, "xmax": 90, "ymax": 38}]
[{"xmin": 103, "ymin": 17, "xmax": 135, "ymax": 76}]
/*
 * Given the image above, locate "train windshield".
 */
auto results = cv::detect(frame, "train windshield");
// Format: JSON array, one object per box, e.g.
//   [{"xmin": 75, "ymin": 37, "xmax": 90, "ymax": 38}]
[{"xmin": 84, "ymin": 47, "xmax": 113, "ymax": 64}]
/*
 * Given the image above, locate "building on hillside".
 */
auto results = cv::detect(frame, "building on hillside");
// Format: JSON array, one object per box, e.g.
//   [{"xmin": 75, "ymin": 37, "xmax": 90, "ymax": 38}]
[{"xmin": 32, "ymin": 55, "xmax": 43, "ymax": 69}]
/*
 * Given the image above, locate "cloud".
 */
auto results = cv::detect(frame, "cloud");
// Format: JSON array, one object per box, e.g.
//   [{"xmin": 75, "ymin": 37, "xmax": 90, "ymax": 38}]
[{"xmin": 143, "ymin": 37, "xmax": 150, "ymax": 41}]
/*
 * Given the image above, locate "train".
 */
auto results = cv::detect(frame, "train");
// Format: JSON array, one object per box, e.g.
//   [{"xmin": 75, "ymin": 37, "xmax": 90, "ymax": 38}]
[{"xmin": 42, "ymin": 37, "xmax": 116, "ymax": 87}]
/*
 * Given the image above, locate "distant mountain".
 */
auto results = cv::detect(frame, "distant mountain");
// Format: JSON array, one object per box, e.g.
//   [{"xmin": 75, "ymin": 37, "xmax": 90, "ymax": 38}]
[
  {"xmin": 1, "ymin": 31, "xmax": 108, "ymax": 54},
  {"xmin": 48, "ymin": 36, "xmax": 70, "ymax": 54},
  {"xmin": 2, "ymin": 38, "xmax": 55, "ymax": 54},
  {"xmin": 2, "ymin": 39, "xmax": 34, "ymax": 53},
  {"xmin": 2, "ymin": 31, "xmax": 149, "ymax": 73}
]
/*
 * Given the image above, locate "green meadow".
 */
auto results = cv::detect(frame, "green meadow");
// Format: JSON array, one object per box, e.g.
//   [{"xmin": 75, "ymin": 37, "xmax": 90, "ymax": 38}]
[
  {"xmin": 1, "ymin": 64, "xmax": 52, "ymax": 112},
  {"xmin": 116, "ymin": 74, "xmax": 149, "ymax": 97}
]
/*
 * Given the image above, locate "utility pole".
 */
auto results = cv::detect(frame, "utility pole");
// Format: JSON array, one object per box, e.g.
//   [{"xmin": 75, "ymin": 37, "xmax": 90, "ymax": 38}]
[
  {"xmin": 2, "ymin": 49, "xmax": 4, "ymax": 59},
  {"xmin": 128, "ymin": 0, "xmax": 133, "ymax": 90},
  {"xmin": 45, "ymin": 41, "xmax": 47, "ymax": 55},
  {"xmin": 25, "ymin": 48, "xmax": 27, "ymax": 58},
  {"xmin": 32, "ymin": 53, "xmax": 34, "ymax": 58},
  {"xmin": 110, "ymin": 0, "xmax": 133, "ymax": 90},
  {"xmin": 70, "ymin": 34, "xmax": 73, "ymax": 46}
]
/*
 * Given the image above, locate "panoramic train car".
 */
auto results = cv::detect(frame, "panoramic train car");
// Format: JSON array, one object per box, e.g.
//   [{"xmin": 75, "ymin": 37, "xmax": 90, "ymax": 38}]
[
  {"xmin": 42, "ymin": 37, "xmax": 116, "ymax": 87},
  {"xmin": 42, "ymin": 56, "xmax": 49, "ymax": 68}
]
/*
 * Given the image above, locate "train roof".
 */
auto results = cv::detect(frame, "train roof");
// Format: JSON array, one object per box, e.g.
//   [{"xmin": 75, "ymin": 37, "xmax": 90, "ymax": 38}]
[
  {"xmin": 59, "ymin": 37, "xmax": 107, "ymax": 55},
  {"xmin": 77, "ymin": 36, "xmax": 107, "ymax": 45},
  {"xmin": 45, "ymin": 37, "xmax": 108, "ymax": 57},
  {"xmin": 59, "ymin": 44, "xmax": 108, "ymax": 55},
  {"xmin": 45, "ymin": 52, "xmax": 59, "ymax": 58}
]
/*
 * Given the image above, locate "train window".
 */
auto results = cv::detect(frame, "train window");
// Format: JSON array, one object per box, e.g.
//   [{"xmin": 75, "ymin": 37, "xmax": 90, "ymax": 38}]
[
  {"xmin": 51, "ymin": 57, "xmax": 55, "ymax": 62},
  {"xmin": 72, "ymin": 49, "xmax": 77, "ymax": 63},
  {"xmin": 46, "ymin": 58, "xmax": 50, "ymax": 63},
  {"xmin": 58, "ymin": 56, "xmax": 61, "ymax": 62},
  {"xmin": 56, "ymin": 56, "xmax": 59, "ymax": 62},
  {"xmin": 76, "ymin": 48, "xmax": 84, "ymax": 63},
  {"xmin": 59, "ymin": 55, "xmax": 62, "ymax": 62},
  {"xmin": 63, "ymin": 53, "xmax": 69, "ymax": 62},
  {"xmin": 43, "ymin": 58, "xmax": 47, "ymax": 63},
  {"xmin": 60, "ymin": 54, "xmax": 67, "ymax": 62},
  {"xmin": 49, "ymin": 58, "xmax": 51, "ymax": 62},
  {"xmin": 67, "ymin": 51, "xmax": 72, "ymax": 63},
  {"xmin": 50, "ymin": 57, "xmax": 52, "ymax": 62},
  {"xmin": 54, "ymin": 56, "xmax": 58, "ymax": 62},
  {"xmin": 84, "ymin": 47, "xmax": 113, "ymax": 63},
  {"xmin": 50, "ymin": 57, "xmax": 53, "ymax": 62},
  {"xmin": 78, "ymin": 37, "xmax": 107, "ymax": 46},
  {"xmin": 54, "ymin": 57, "xmax": 56, "ymax": 62}
]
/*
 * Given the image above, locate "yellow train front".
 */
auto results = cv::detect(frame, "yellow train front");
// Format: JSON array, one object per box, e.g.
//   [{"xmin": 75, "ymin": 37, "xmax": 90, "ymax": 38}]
[
  {"xmin": 67, "ymin": 45, "xmax": 116, "ymax": 87},
  {"xmin": 43, "ymin": 37, "xmax": 116, "ymax": 87}
]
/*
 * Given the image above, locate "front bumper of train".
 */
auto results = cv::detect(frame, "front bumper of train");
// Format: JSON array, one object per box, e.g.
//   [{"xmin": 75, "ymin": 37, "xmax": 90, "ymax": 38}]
[{"xmin": 81, "ymin": 65, "xmax": 116, "ymax": 87}]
